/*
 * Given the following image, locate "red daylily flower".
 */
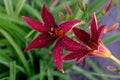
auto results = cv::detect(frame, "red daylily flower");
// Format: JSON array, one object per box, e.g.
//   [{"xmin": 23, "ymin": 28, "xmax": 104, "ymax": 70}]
[
  {"xmin": 63, "ymin": 12, "xmax": 113, "ymax": 63},
  {"xmin": 23, "ymin": 4, "xmax": 83, "ymax": 72}
]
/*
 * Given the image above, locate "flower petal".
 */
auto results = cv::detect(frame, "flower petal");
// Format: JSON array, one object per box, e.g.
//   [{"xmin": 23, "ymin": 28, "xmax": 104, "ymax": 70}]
[
  {"xmin": 63, "ymin": 49, "xmax": 89, "ymax": 61},
  {"xmin": 42, "ymin": 4, "xmax": 57, "ymax": 27},
  {"xmin": 54, "ymin": 38, "xmax": 64, "ymax": 73},
  {"xmin": 63, "ymin": 52, "xmax": 80, "ymax": 61},
  {"xmin": 62, "ymin": 36, "xmax": 85, "ymax": 51},
  {"xmin": 76, "ymin": 51, "xmax": 89, "ymax": 63},
  {"xmin": 22, "ymin": 16, "xmax": 50, "ymax": 32},
  {"xmin": 97, "ymin": 25, "xmax": 105, "ymax": 41},
  {"xmin": 60, "ymin": 20, "xmax": 82, "ymax": 34},
  {"xmin": 90, "ymin": 12, "xmax": 98, "ymax": 36},
  {"xmin": 73, "ymin": 28, "xmax": 91, "ymax": 46},
  {"xmin": 24, "ymin": 33, "xmax": 57, "ymax": 52}
]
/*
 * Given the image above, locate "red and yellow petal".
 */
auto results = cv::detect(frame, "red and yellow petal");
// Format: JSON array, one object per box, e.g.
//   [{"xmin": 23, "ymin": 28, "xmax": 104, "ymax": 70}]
[
  {"xmin": 62, "ymin": 36, "xmax": 85, "ymax": 51},
  {"xmin": 24, "ymin": 33, "xmax": 57, "ymax": 52},
  {"xmin": 60, "ymin": 20, "xmax": 82, "ymax": 34},
  {"xmin": 89, "ymin": 43, "xmax": 111, "ymax": 58},
  {"xmin": 22, "ymin": 16, "xmax": 50, "ymax": 32},
  {"xmin": 90, "ymin": 12, "xmax": 98, "ymax": 36},
  {"xmin": 42, "ymin": 4, "xmax": 57, "ymax": 27},
  {"xmin": 54, "ymin": 38, "xmax": 64, "ymax": 73}
]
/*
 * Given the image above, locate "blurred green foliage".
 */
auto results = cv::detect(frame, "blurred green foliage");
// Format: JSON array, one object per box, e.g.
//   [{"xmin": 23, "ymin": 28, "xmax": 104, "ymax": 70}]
[{"xmin": 0, "ymin": 0, "xmax": 120, "ymax": 80}]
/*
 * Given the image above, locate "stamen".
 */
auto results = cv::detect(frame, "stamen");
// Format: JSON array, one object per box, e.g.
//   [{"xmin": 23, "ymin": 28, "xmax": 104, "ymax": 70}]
[
  {"xmin": 48, "ymin": 32, "xmax": 53, "ymax": 35},
  {"xmin": 51, "ymin": 27, "xmax": 54, "ymax": 31},
  {"xmin": 48, "ymin": 27, "xmax": 63, "ymax": 37}
]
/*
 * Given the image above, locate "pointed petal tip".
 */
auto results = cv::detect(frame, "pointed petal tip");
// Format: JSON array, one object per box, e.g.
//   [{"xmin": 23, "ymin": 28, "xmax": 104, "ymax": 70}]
[
  {"xmin": 22, "ymin": 16, "xmax": 30, "ymax": 22},
  {"xmin": 42, "ymin": 3, "xmax": 56, "ymax": 27},
  {"xmin": 24, "ymin": 48, "xmax": 28, "ymax": 53},
  {"xmin": 90, "ymin": 12, "xmax": 98, "ymax": 36},
  {"xmin": 43, "ymin": 3, "xmax": 46, "ymax": 9},
  {"xmin": 60, "ymin": 69, "xmax": 64, "ymax": 73},
  {"xmin": 22, "ymin": 16, "xmax": 25, "ymax": 18},
  {"xmin": 22, "ymin": 16, "xmax": 28, "ymax": 20},
  {"xmin": 76, "ymin": 58, "xmax": 81, "ymax": 64},
  {"xmin": 76, "ymin": 60, "xmax": 80, "ymax": 64},
  {"xmin": 92, "ymin": 12, "xmax": 96, "ymax": 18},
  {"xmin": 93, "ymin": 12, "xmax": 96, "ymax": 16}
]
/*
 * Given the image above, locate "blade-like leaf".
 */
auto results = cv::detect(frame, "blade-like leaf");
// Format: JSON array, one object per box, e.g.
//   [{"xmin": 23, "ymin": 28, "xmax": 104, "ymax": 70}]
[
  {"xmin": 10, "ymin": 61, "xmax": 16, "ymax": 80},
  {"xmin": 0, "ymin": 28, "xmax": 31, "ymax": 76},
  {"xmin": 14, "ymin": 0, "xmax": 26, "ymax": 16},
  {"xmin": 4, "ymin": 0, "xmax": 14, "ymax": 15}
]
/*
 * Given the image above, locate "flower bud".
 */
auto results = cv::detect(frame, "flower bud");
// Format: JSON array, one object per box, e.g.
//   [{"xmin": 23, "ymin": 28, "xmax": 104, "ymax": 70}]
[
  {"xmin": 58, "ymin": 12, "xmax": 65, "ymax": 20},
  {"xmin": 64, "ymin": 4, "xmax": 73, "ymax": 17},
  {"xmin": 102, "ymin": 0, "xmax": 115, "ymax": 15},
  {"xmin": 104, "ymin": 23, "xmax": 119, "ymax": 33}
]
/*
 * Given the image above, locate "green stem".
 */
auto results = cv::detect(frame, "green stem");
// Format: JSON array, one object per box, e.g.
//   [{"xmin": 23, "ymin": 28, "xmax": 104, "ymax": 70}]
[{"xmin": 110, "ymin": 55, "xmax": 120, "ymax": 65}]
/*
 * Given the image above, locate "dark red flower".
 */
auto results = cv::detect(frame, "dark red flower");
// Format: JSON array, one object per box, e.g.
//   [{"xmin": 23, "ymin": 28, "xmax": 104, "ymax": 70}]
[
  {"xmin": 23, "ymin": 4, "xmax": 83, "ymax": 72},
  {"xmin": 63, "ymin": 12, "xmax": 112, "ymax": 63}
]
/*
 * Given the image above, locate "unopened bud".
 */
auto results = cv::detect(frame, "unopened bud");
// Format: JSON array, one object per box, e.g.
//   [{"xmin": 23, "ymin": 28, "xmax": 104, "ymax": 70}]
[
  {"xmin": 50, "ymin": 0, "xmax": 60, "ymax": 10},
  {"xmin": 78, "ymin": 2, "xmax": 84, "ymax": 10},
  {"xmin": 64, "ymin": 4, "xmax": 73, "ymax": 17},
  {"xmin": 104, "ymin": 23, "xmax": 119, "ymax": 33},
  {"xmin": 107, "ymin": 65, "xmax": 120, "ymax": 73},
  {"xmin": 58, "ymin": 12, "xmax": 65, "ymax": 20},
  {"xmin": 102, "ymin": 0, "xmax": 115, "ymax": 15},
  {"xmin": 107, "ymin": 66, "xmax": 116, "ymax": 72}
]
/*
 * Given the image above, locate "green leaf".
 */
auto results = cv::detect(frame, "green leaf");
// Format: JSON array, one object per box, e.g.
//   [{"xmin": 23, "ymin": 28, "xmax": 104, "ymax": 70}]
[
  {"xmin": 0, "ymin": 39, "xmax": 9, "ymax": 47},
  {"xmin": 14, "ymin": 0, "xmax": 26, "ymax": 16},
  {"xmin": 4, "ymin": 0, "xmax": 14, "ymax": 15},
  {"xmin": 24, "ymin": 4, "xmax": 42, "ymax": 21},
  {"xmin": 10, "ymin": 61, "xmax": 16, "ymax": 80},
  {"xmin": 89, "ymin": 0, "xmax": 107, "ymax": 15},
  {"xmin": 73, "ymin": 65, "xmax": 120, "ymax": 79},
  {"xmin": 0, "ymin": 72, "xmax": 9, "ymax": 78},
  {"xmin": 0, "ymin": 53, "xmax": 25, "ymax": 73},
  {"xmin": 39, "ymin": 60, "xmax": 46, "ymax": 80},
  {"xmin": 53, "ymin": 71, "xmax": 70, "ymax": 80},
  {"xmin": 33, "ymin": 0, "xmax": 44, "ymax": 8},
  {"xmin": 73, "ymin": 66, "xmax": 98, "ymax": 80},
  {"xmin": 25, "ymin": 30, "xmax": 35, "ymax": 39},
  {"xmin": 0, "ymin": 13, "xmax": 27, "ymax": 26},
  {"xmin": 74, "ymin": 9, "xmax": 84, "ymax": 19},
  {"xmin": 47, "ymin": 68, "xmax": 53, "ymax": 80},
  {"xmin": 0, "ymin": 28, "xmax": 31, "ymax": 76},
  {"xmin": 103, "ymin": 32, "xmax": 120, "ymax": 44},
  {"xmin": 0, "ymin": 53, "xmax": 12, "ymax": 66},
  {"xmin": 86, "ymin": 58, "xmax": 109, "ymax": 80}
]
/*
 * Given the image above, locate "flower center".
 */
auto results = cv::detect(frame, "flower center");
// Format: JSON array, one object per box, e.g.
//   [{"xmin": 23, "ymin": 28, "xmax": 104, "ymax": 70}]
[
  {"xmin": 48, "ymin": 27, "xmax": 63, "ymax": 37},
  {"xmin": 88, "ymin": 36, "xmax": 98, "ymax": 49}
]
